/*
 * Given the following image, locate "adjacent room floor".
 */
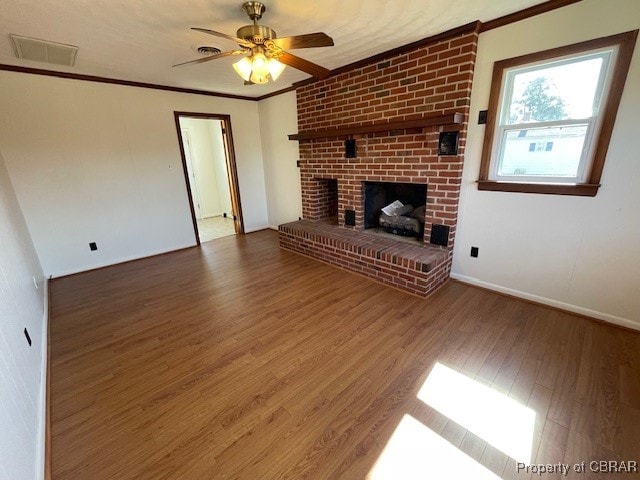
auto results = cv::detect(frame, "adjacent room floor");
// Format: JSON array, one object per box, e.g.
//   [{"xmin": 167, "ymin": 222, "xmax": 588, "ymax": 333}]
[
  {"xmin": 196, "ymin": 215, "xmax": 235, "ymax": 242},
  {"xmin": 50, "ymin": 230, "xmax": 640, "ymax": 480}
]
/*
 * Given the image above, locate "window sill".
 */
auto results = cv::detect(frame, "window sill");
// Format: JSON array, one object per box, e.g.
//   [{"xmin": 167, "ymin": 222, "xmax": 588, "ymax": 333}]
[{"xmin": 477, "ymin": 180, "xmax": 600, "ymax": 196}]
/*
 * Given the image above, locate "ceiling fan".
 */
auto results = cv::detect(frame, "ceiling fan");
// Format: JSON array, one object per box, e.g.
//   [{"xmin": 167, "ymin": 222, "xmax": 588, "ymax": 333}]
[{"xmin": 173, "ymin": 1, "xmax": 334, "ymax": 85}]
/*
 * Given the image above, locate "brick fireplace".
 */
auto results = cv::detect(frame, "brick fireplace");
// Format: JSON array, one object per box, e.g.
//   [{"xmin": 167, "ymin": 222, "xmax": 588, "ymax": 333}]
[{"xmin": 279, "ymin": 27, "xmax": 479, "ymax": 296}]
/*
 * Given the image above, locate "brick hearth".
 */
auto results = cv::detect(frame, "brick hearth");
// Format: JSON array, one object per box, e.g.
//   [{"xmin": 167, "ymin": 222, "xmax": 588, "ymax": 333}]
[
  {"xmin": 280, "ymin": 221, "xmax": 450, "ymax": 296},
  {"xmin": 279, "ymin": 28, "xmax": 479, "ymax": 296}
]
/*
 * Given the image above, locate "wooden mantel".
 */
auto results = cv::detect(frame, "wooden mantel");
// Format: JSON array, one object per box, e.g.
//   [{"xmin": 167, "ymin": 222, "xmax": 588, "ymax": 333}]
[{"xmin": 288, "ymin": 112, "xmax": 463, "ymax": 141}]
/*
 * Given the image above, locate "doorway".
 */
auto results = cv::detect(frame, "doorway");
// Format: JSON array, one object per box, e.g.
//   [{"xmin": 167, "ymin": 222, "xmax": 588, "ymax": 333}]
[{"xmin": 175, "ymin": 112, "xmax": 244, "ymax": 244}]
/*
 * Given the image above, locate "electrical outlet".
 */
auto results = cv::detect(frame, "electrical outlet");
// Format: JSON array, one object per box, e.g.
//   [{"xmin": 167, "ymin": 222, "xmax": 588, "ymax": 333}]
[
  {"xmin": 478, "ymin": 110, "xmax": 488, "ymax": 124},
  {"xmin": 89, "ymin": 242, "xmax": 98, "ymax": 251},
  {"xmin": 24, "ymin": 328, "xmax": 32, "ymax": 347},
  {"xmin": 471, "ymin": 246, "xmax": 479, "ymax": 258}
]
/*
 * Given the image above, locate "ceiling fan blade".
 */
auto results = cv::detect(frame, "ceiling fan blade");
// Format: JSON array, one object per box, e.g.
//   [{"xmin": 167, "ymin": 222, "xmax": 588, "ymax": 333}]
[
  {"xmin": 278, "ymin": 52, "xmax": 330, "ymax": 78},
  {"xmin": 270, "ymin": 32, "xmax": 334, "ymax": 50},
  {"xmin": 191, "ymin": 28, "xmax": 254, "ymax": 47},
  {"xmin": 172, "ymin": 50, "xmax": 244, "ymax": 68}
]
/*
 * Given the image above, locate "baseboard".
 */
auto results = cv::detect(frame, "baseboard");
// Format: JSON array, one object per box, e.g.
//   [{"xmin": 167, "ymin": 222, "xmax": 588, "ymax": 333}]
[
  {"xmin": 244, "ymin": 225, "xmax": 271, "ymax": 233},
  {"xmin": 201, "ymin": 212, "xmax": 231, "ymax": 219},
  {"xmin": 450, "ymin": 273, "xmax": 639, "ymax": 332},
  {"xmin": 268, "ymin": 225, "xmax": 279, "ymax": 230},
  {"xmin": 37, "ymin": 276, "xmax": 51, "ymax": 480},
  {"xmin": 51, "ymin": 243, "xmax": 196, "ymax": 279}
]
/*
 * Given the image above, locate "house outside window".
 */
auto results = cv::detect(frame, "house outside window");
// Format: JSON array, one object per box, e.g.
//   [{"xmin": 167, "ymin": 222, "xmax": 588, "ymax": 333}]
[{"xmin": 478, "ymin": 31, "xmax": 638, "ymax": 196}]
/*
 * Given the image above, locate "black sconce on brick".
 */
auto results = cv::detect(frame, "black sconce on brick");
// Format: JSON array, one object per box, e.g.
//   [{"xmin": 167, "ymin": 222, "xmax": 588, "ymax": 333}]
[{"xmin": 345, "ymin": 139, "xmax": 357, "ymax": 158}]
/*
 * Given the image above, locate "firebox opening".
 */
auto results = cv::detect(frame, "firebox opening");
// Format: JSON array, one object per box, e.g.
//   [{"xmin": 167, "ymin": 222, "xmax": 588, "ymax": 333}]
[
  {"xmin": 364, "ymin": 181, "xmax": 427, "ymax": 240},
  {"xmin": 316, "ymin": 178, "xmax": 339, "ymax": 224}
]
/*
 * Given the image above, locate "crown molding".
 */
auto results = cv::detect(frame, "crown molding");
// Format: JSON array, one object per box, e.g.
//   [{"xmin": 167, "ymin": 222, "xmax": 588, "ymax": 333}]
[
  {"xmin": 0, "ymin": 63, "xmax": 257, "ymax": 101},
  {"xmin": 479, "ymin": 0, "xmax": 582, "ymax": 32}
]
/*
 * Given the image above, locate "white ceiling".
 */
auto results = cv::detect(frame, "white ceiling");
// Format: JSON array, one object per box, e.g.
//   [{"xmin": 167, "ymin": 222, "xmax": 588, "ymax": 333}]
[{"xmin": 0, "ymin": 0, "xmax": 550, "ymax": 98}]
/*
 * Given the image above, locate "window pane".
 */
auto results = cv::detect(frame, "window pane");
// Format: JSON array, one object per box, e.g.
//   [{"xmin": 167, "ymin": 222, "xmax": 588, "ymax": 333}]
[
  {"xmin": 505, "ymin": 55, "xmax": 606, "ymax": 124},
  {"xmin": 499, "ymin": 125, "xmax": 588, "ymax": 178}
]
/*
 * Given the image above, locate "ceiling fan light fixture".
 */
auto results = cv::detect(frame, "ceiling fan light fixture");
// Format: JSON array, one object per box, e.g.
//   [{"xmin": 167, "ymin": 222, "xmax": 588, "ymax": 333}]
[
  {"xmin": 268, "ymin": 58, "xmax": 286, "ymax": 81},
  {"xmin": 251, "ymin": 52, "xmax": 269, "ymax": 76},
  {"xmin": 249, "ymin": 71, "xmax": 269, "ymax": 84},
  {"xmin": 232, "ymin": 57, "xmax": 253, "ymax": 81},
  {"xmin": 233, "ymin": 52, "xmax": 285, "ymax": 84}
]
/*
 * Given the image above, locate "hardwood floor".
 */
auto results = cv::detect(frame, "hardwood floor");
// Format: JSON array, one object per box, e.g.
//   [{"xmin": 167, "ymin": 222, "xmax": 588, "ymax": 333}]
[{"xmin": 50, "ymin": 230, "xmax": 640, "ymax": 479}]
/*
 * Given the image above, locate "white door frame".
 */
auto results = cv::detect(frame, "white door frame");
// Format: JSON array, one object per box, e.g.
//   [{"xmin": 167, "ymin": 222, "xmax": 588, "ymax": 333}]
[{"xmin": 180, "ymin": 129, "xmax": 204, "ymax": 220}]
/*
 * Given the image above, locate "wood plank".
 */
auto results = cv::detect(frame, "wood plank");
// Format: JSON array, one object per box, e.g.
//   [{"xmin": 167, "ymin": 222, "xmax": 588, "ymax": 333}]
[
  {"xmin": 535, "ymin": 418, "xmax": 569, "ymax": 466},
  {"xmin": 547, "ymin": 315, "xmax": 586, "ymax": 428},
  {"xmin": 288, "ymin": 112, "xmax": 463, "ymax": 140},
  {"xmin": 49, "ymin": 230, "xmax": 640, "ymax": 479}
]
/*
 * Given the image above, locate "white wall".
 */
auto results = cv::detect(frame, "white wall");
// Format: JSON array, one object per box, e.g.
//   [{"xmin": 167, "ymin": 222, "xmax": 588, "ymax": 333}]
[
  {"xmin": 258, "ymin": 91, "xmax": 302, "ymax": 228},
  {"xmin": 0, "ymin": 72, "xmax": 269, "ymax": 277},
  {"xmin": 452, "ymin": 0, "xmax": 640, "ymax": 328},
  {"xmin": 0, "ymin": 151, "xmax": 47, "ymax": 480},
  {"xmin": 180, "ymin": 118, "xmax": 225, "ymax": 219}
]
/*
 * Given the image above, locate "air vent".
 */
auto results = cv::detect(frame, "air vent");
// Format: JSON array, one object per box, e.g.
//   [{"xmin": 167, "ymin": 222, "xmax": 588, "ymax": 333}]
[
  {"xmin": 197, "ymin": 46, "xmax": 222, "ymax": 56},
  {"xmin": 10, "ymin": 34, "xmax": 78, "ymax": 66}
]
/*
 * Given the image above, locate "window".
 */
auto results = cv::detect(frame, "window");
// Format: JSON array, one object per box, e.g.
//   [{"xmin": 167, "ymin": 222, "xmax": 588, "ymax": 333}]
[{"xmin": 478, "ymin": 31, "xmax": 637, "ymax": 196}]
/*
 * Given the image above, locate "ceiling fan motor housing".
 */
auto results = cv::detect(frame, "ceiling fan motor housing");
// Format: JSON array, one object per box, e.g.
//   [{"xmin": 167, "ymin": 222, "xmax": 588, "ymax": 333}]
[{"xmin": 236, "ymin": 24, "xmax": 276, "ymax": 44}]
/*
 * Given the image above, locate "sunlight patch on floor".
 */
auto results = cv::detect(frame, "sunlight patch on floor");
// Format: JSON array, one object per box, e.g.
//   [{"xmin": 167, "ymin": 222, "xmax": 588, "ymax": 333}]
[
  {"xmin": 418, "ymin": 362, "xmax": 535, "ymax": 463},
  {"xmin": 367, "ymin": 414, "xmax": 501, "ymax": 480}
]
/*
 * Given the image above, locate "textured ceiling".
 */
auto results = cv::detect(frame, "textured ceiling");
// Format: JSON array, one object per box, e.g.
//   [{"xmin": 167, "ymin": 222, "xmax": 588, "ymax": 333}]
[{"xmin": 0, "ymin": 0, "xmax": 550, "ymax": 98}]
